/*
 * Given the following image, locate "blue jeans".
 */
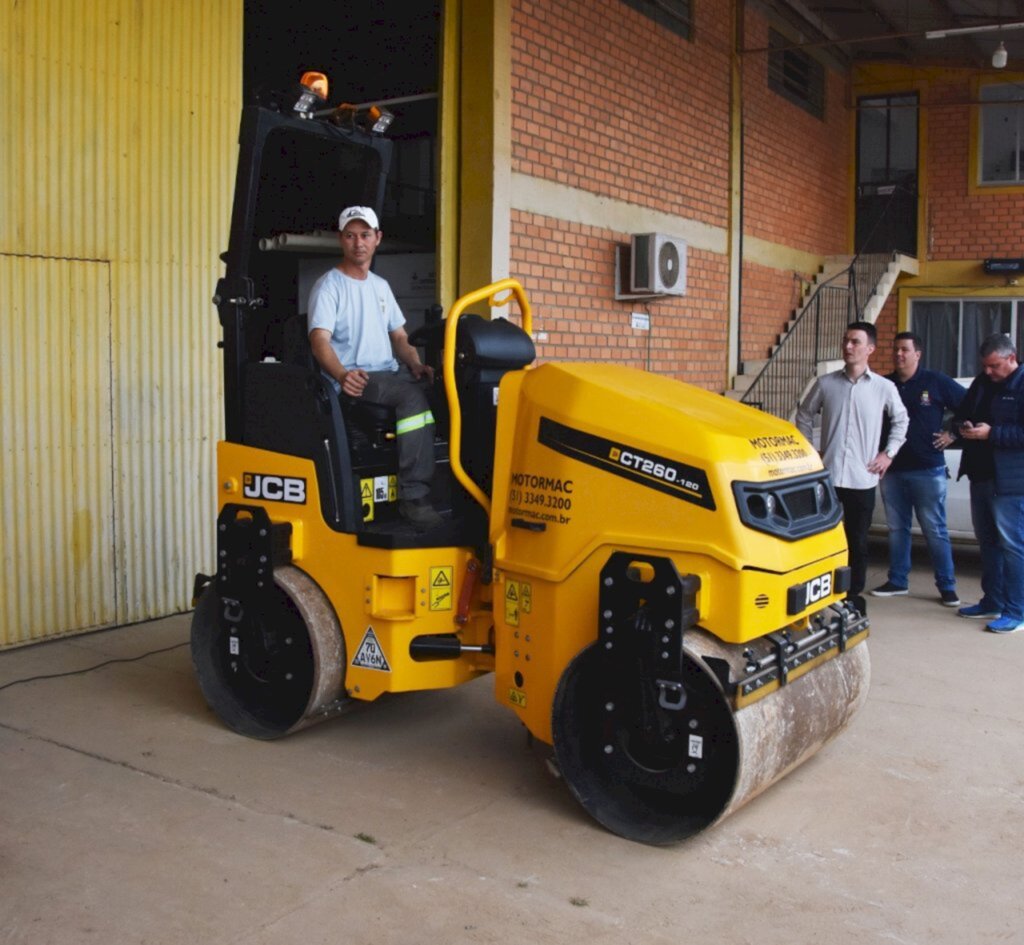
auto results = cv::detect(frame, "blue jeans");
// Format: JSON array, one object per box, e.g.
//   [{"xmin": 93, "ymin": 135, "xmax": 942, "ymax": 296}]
[
  {"xmin": 970, "ymin": 480, "xmax": 1024, "ymax": 621},
  {"xmin": 880, "ymin": 467, "xmax": 957, "ymax": 592}
]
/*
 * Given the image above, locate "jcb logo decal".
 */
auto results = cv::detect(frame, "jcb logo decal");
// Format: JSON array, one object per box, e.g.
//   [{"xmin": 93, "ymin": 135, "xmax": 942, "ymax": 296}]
[
  {"xmin": 804, "ymin": 573, "xmax": 831, "ymax": 606},
  {"xmin": 243, "ymin": 473, "xmax": 307, "ymax": 504},
  {"xmin": 787, "ymin": 570, "xmax": 838, "ymax": 615}
]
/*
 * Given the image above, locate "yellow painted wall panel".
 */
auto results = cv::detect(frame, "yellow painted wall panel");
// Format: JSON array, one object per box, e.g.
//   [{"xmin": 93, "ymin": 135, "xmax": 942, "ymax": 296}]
[
  {"xmin": 0, "ymin": 256, "xmax": 116, "ymax": 646},
  {"xmin": 0, "ymin": 0, "xmax": 240, "ymax": 645}
]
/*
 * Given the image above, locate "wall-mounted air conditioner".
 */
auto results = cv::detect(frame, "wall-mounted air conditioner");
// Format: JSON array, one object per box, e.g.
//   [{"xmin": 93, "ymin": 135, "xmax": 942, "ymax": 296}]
[{"xmin": 630, "ymin": 233, "xmax": 687, "ymax": 296}]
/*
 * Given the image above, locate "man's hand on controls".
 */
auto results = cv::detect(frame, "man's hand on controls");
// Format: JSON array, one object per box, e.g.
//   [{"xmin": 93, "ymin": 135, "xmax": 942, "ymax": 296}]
[
  {"xmin": 341, "ymin": 368, "xmax": 369, "ymax": 397},
  {"xmin": 409, "ymin": 362, "xmax": 434, "ymax": 385}
]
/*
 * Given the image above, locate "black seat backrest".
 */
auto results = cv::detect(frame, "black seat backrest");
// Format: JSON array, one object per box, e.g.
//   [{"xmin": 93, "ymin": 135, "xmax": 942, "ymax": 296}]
[
  {"xmin": 454, "ymin": 314, "xmax": 536, "ymax": 494},
  {"xmin": 456, "ymin": 313, "xmax": 536, "ymax": 381},
  {"xmin": 283, "ymin": 313, "xmax": 316, "ymax": 369}
]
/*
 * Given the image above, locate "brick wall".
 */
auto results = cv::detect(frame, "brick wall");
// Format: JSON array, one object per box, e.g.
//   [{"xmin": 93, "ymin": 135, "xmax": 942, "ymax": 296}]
[
  {"xmin": 509, "ymin": 1, "xmax": 853, "ymax": 389},
  {"xmin": 853, "ymin": 68, "xmax": 1024, "ymax": 378},
  {"xmin": 926, "ymin": 76, "xmax": 1024, "ymax": 259},
  {"xmin": 869, "ymin": 293, "xmax": 899, "ymax": 373},
  {"xmin": 741, "ymin": 14, "xmax": 850, "ymax": 255},
  {"xmin": 739, "ymin": 261, "xmax": 814, "ymax": 362},
  {"xmin": 510, "ymin": 209, "xmax": 730, "ymax": 390},
  {"xmin": 511, "ymin": 0, "xmax": 732, "ymax": 225},
  {"xmin": 737, "ymin": 11, "xmax": 850, "ymax": 367}
]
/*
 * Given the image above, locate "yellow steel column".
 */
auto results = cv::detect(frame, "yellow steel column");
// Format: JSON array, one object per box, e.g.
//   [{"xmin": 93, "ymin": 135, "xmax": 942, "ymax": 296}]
[
  {"xmin": 438, "ymin": 0, "xmax": 462, "ymax": 312},
  {"xmin": 456, "ymin": 0, "xmax": 512, "ymax": 300}
]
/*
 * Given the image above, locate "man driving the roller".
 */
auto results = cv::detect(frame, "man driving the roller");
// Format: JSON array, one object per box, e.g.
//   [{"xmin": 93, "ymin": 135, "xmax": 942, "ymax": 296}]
[{"xmin": 308, "ymin": 206, "xmax": 441, "ymax": 529}]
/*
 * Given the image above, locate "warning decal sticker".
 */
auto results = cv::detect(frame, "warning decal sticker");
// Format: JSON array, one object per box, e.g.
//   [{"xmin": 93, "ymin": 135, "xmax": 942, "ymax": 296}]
[
  {"xmin": 520, "ymin": 582, "xmax": 532, "ymax": 614},
  {"xmin": 351, "ymin": 626, "xmax": 391, "ymax": 672},
  {"xmin": 505, "ymin": 580, "xmax": 520, "ymax": 627},
  {"xmin": 429, "ymin": 566, "xmax": 453, "ymax": 611},
  {"xmin": 360, "ymin": 478, "xmax": 375, "ymax": 522}
]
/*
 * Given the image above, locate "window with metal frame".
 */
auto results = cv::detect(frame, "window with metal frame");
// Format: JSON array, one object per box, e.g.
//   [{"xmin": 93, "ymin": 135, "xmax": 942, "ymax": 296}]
[
  {"xmin": 979, "ymin": 81, "xmax": 1024, "ymax": 184},
  {"xmin": 911, "ymin": 297, "xmax": 1021, "ymax": 377},
  {"xmin": 620, "ymin": 0, "xmax": 692, "ymax": 41},
  {"xmin": 768, "ymin": 28, "xmax": 824, "ymax": 120}
]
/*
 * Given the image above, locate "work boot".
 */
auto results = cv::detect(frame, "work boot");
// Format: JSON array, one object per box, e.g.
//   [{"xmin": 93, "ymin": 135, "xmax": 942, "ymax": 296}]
[{"xmin": 399, "ymin": 498, "xmax": 443, "ymax": 530}]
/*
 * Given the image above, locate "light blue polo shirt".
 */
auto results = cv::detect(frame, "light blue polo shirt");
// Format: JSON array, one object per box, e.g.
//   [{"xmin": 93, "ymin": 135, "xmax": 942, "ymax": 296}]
[{"xmin": 307, "ymin": 268, "xmax": 405, "ymax": 386}]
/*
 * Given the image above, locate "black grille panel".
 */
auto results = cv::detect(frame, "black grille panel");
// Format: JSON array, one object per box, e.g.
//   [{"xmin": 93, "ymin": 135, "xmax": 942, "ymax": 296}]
[
  {"xmin": 733, "ymin": 471, "xmax": 842, "ymax": 541},
  {"xmin": 782, "ymin": 485, "xmax": 816, "ymax": 520}
]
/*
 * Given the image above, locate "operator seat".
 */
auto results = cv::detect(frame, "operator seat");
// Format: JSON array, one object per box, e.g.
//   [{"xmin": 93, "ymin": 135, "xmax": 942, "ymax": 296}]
[{"xmin": 282, "ymin": 314, "xmax": 394, "ymax": 445}]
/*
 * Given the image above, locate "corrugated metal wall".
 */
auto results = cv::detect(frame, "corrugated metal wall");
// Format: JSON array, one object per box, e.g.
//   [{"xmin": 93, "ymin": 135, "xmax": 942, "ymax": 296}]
[{"xmin": 0, "ymin": 1, "xmax": 241, "ymax": 646}]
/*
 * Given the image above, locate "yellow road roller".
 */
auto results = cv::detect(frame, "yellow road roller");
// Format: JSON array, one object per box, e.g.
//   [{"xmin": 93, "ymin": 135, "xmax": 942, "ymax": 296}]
[{"xmin": 191, "ymin": 98, "xmax": 869, "ymax": 845}]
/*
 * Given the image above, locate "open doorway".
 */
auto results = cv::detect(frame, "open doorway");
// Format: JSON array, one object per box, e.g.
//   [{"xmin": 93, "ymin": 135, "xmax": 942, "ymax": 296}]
[{"xmin": 243, "ymin": 1, "xmax": 441, "ymax": 333}]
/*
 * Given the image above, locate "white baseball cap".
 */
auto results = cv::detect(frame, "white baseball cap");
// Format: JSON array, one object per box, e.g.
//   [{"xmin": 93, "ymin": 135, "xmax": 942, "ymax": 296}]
[{"xmin": 338, "ymin": 206, "xmax": 379, "ymax": 230}]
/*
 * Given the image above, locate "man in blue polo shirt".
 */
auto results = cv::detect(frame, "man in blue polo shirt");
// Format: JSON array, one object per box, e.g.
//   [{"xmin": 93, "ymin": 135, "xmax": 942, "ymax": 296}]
[{"xmin": 871, "ymin": 332, "xmax": 966, "ymax": 606}]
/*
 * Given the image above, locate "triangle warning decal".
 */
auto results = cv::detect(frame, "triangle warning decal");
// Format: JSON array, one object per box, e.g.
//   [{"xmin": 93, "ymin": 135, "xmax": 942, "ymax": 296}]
[{"xmin": 351, "ymin": 626, "xmax": 391, "ymax": 672}]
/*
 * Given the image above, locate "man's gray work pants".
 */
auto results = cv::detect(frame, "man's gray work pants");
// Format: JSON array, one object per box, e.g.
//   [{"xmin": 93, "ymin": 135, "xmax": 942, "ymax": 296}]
[{"xmin": 361, "ymin": 367, "xmax": 435, "ymax": 502}]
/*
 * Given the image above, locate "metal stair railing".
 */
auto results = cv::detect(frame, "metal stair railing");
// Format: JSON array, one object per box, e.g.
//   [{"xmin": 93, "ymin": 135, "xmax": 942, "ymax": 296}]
[
  {"xmin": 740, "ymin": 188, "xmax": 906, "ymax": 421},
  {"xmin": 739, "ymin": 271, "xmax": 850, "ymax": 419},
  {"xmin": 850, "ymin": 251, "xmax": 892, "ymax": 320},
  {"xmin": 739, "ymin": 250, "xmax": 896, "ymax": 421}
]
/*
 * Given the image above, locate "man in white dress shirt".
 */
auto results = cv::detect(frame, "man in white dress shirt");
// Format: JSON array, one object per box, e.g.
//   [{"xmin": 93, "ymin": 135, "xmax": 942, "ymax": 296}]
[{"xmin": 796, "ymin": 320, "xmax": 908, "ymax": 612}]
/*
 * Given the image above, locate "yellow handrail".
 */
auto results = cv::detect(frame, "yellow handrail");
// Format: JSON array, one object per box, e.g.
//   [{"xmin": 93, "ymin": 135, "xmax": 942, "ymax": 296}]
[{"xmin": 442, "ymin": 279, "xmax": 533, "ymax": 517}]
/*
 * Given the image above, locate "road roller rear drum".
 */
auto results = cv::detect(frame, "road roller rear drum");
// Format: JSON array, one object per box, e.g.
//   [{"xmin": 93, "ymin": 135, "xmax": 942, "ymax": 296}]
[{"xmin": 192, "ymin": 565, "xmax": 347, "ymax": 739}]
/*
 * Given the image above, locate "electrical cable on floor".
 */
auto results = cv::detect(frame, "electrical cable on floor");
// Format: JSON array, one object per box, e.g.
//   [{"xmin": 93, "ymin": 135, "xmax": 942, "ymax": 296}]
[{"xmin": 0, "ymin": 641, "xmax": 189, "ymax": 693}]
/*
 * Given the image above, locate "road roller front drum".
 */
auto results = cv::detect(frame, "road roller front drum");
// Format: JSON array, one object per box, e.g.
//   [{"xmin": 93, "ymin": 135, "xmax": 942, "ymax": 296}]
[
  {"xmin": 552, "ymin": 632, "xmax": 870, "ymax": 845},
  {"xmin": 550, "ymin": 553, "xmax": 872, "ymax": 844},
  {"xmin": 191, "ymin": 565, "xmax": 348, "ymax": 739}
]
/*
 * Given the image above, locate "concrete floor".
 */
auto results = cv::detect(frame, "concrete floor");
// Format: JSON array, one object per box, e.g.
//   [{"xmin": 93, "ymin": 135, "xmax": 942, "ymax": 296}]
[{"xmin": 1, "ymin": 545, "xmax": 1021, "ymax": 945}]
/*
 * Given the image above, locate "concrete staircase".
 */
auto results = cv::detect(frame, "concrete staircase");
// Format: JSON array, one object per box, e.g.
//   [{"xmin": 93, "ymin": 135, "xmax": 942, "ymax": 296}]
[{"xmin": 726, "ymin": 252, "xmax": 918, "ymax": 418}]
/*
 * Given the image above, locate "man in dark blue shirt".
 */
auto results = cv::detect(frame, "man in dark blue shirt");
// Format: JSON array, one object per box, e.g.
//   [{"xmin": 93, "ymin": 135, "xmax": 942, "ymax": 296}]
[
  {"xmin": 940, "ymin": 333, "xmax": 1024, "ymax": 633},
  {"xmin": 872, "ymin": 332, "xmax": 966, "ymax": 606}
]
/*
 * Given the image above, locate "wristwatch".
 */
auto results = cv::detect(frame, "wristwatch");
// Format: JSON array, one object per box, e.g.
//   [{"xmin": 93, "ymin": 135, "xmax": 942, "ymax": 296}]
[{"xmin": 885, "ymin": 447, "xmax": 897, "ymax": 459}]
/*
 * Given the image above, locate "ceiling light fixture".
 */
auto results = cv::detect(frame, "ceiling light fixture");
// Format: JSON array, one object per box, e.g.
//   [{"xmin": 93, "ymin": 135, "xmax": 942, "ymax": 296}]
[
  {"xmin": 993, "ymin": 41, "xmax": 1009, "ymax": 68},
  {"xmin": 742, "ymin": 20, "xmax": 1024, "ymax": 56},
  {"xmin": 925, "ymin": 21, "xmax": 1024, "ymax": 40}
]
